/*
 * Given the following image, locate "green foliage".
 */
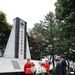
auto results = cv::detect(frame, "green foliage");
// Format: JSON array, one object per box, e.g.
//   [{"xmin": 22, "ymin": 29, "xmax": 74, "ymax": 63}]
[
  {"xmin": 52, "ymin": 67, "xmax": 56, "ymax": 74},
  {"xmin": 0, "ymin": 11, "xmax": 11, "ymax": 56},
  {"xmin": 28, "ymin": 12, "xmax": 58, "ymax": 60},
  {"xmin": 28, "ymin": 0, "xmax": 75, "ymax": 62},
  {"xmin": 55, "ymin": 0, "xmax": 75, "ymax": 61}
]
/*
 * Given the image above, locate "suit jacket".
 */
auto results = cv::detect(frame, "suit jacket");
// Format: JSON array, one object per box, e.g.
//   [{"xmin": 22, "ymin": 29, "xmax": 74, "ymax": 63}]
[
  {"xmin": 56, "ymin": 62, "xmax": 62, "ymax": 75},
  {"xmin": 61, "ymin": 60, "xmax": 66, "ymax": 75}
]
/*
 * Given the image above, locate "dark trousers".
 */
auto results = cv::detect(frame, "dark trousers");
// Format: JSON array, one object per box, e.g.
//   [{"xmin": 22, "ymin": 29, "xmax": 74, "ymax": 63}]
[
  {"xmin": 45, "ymin": 73, "xmax": 48, "ymax": 75},
  {"xmin": 25, "ymin": 74, "xmax": 33, "ymax": 75}
]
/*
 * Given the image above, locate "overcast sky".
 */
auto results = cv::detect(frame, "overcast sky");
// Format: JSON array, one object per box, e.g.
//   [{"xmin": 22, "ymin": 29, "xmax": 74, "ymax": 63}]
[{"xmin": 0, "ymin": 0, "xmax": 56, "ymax": 30}]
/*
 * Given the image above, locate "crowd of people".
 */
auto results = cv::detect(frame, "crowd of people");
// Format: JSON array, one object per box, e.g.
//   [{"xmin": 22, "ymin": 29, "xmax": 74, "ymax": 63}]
[
  {"xmin": 55, "ymin": 55, "xmax": 75, "ymax": 75},
  {"xmin": 55, "ymin": 55, "xmax": 66, "ymax": 75},
  {"xmin": 24, "ymin": 55, "xmax": 75, "ymax": 75},
  {"xmin": 24, "ymin": 58, "xmax": 50, "ymax": 75}
]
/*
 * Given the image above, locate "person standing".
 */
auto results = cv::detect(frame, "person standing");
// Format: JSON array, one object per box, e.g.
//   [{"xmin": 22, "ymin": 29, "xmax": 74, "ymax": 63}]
[
  {"xmin": 41, "ymin": 60, "xmax": 50, "ymax": 75},
  {"xmin": 24, "ymin": 58, "xmax": 35, "ymax": 75},
  {"xmin": 55, "ymin": 58, "xmax": 62, "ymax": 75},
  {"xmin": 60, "ymin": 55, "xmax": 67, "ymax": 75}
]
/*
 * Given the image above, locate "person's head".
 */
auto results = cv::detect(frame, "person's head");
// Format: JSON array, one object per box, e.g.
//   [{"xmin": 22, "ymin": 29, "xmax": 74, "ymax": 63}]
[
  {"xmin": 55, "ymin": 57, "xmax": 60, "ymax": 63},
  {"xmin": 60, "ymin": 55, "xmax": 65, "ymax": 61},
  {"xmin": 55, "ymin": 58, "xmax": 60, "ymax": 63},
  {"xmin": 27, "ymin": 58, "xmax": 31, "ymax": 62},
  {"xmin": 45, "ymin": 60, "xmax": 48, "ymax": 63}
]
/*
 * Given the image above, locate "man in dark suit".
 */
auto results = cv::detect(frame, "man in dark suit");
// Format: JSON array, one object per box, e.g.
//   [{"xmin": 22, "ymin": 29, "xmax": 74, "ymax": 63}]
[
  {"xmin": 55, "ymin": 57, "xmax": 62, "ymax": 75},
  {"xmin": 60, "ymin": 55, "xmax": 67, "ymax": 75}
]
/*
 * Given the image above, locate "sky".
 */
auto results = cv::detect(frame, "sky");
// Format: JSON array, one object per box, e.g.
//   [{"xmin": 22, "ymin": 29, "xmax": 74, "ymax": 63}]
[{"xmin": 0, "ymin": 0, "xmax": 57, "ymax": 30}]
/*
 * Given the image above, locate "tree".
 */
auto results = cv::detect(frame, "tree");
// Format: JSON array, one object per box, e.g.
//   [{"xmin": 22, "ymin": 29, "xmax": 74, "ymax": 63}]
[
  {"xmin": 29, "ymin": 12, "xmax": 56, "ymax": 42},
  {"xmin": 55, "ymin": 0, "xmax": 75, "ymax": 61},
  {"xmin": 0, "ymin": 11, "xmax": 11, "ymax": 56},
  {"xmin": 28, "ymin": 12, "xmax": 58, "ymax": 66}
]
